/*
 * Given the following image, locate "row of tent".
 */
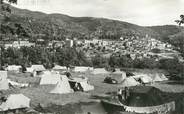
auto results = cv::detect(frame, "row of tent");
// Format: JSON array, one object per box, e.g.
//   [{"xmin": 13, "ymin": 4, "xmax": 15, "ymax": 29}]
[
  {"xmin": 103, "ymin": 69, "xmax": 168, "ymax": 85},
  {"xmin": 120, "ymin": 73, "xmax": 168, "ymax": 87},
  {"xmin": 26, "ymin": 65, "xmax": 120, "ymax": 76},
  {"xmin": 0, "ymin": 69, "xmax": 94, "ymax": 93},
  {"xmin": 4, "ymin": 65, "xmax": 170, "ymax": 82},
  {"xmin": 29, "ymin": 65, "xmax": 121, "ymax": 74},
  {"xmin": 0, "ymin": 69, "xmax": 94, "ymax": 112},
  {"xmin": 5, "ymin": 64, "xmax": 96, "ymax": 74},
  {"xmin": 4, "ymin": 65, "xmax": 46, "ymax": 73},
  {"xmin": 53, "ymin": 65, "xmax": 94, "ymax": 73},
  {"xmin": 5, "ymin": 64, "xmax": 121, "ymax": 75}
]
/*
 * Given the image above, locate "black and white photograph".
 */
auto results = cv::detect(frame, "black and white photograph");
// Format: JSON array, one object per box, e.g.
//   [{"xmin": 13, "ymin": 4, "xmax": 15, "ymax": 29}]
[{"xmin": 0, "ymin": 0, "xmax": 184, "ymax": 114}]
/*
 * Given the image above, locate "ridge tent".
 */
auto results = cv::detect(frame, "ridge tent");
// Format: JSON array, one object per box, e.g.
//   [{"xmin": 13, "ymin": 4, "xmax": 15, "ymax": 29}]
[
  {"xmin": 0, "ymin": 71, "xmax": 9, "ymax": 90},
  {"xmin": 52, "ymin": 65, "xmax": 67, "ymax": 71},
  {"xmin": 5, "ymin": 65, "xmax": 21, "ymax": 72},
  {"xmin": 0, "ymin": 94, "xmax": 30, "ymax": 111},
  {"xmin": 112, "ymin": 69, "xmax": 123, "ymax": 75},
  {"xmin": 26, "ymin": 65, "xmax": 46, "ymax": 76},
  {"xmin": 109, "ymin": 71, "xmax": 127, "ymax": 83},
  {"xmin": 26, "ymin": 67, "xmax": 34, "ymax": 73},
  {"xmin": 50, "ymin": 75, "xmax": 73, "ymax": 94},
  {"xmin": 26, "ymin": 68, "xmax": 37, "ymax": 77},
  {"xmin": 121, "ymin": 71, "xmax": 127, "ymax": 81},
  {"xmin": 160, "ymin": 74, "xmax": 168, "ymax": 81},
  {"xmin": 152, "ymin": 74, "xmax": 163, "ymax": 82},
  {"xmin": 92, "ymin": 68, "xmax": 109, "ymax": 75},
  {"xmin": 80, "ymin": 81, "xmax": 94, "ymax": 91},
  {"xmin": 38, "ymin": 70, "xmax": 53, "ymax": 77},
  {"xmin": 69, "ymin": 78, "xmax": 94, "ymax": 92},
  {"xmin": 31, "ymin": 65, "xmax": 45, "ymax": 72},
  {"xmin": 8, "ymin": 79, "xmax": 29, "ymax": 88},
  {"xmin": 133, "ymin": 75, "xmax": 153, "ymax": 84},
  {"xmin": 40, "ymin": 71, "xmax": 61, "ymax": 85},
  {"xmin": 121, "ymin": 77, "xmax": 140, "ymax": 87},
  {"xmin": 73, "ymin": 66, "xmax": 93, "ymax": 72},
  {"xmin": 139, "ymin": 75, "xmax": 153, "ymax": 84}
]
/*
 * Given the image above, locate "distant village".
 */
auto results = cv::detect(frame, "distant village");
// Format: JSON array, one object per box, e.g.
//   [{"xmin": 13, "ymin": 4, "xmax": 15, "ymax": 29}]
[{"xmin": 1, "ymin": 34, "xmax": 183, "ymax": 62}]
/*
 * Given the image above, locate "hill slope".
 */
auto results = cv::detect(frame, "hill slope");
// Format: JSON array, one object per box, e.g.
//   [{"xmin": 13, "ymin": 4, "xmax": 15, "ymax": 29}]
[
  {"xmin": 148, "ymin": 25, "xmax": 184, "ymax": 42},
  {"xmin": 0, "ymin": 5, "xmax": 160, "ymax": 41},
  {"xmin": 1, "ymin": 5, "xmax": 183, "ymax": 42}
]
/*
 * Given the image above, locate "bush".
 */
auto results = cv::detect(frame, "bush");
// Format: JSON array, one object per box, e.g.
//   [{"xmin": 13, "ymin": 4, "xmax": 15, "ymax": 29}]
[
  {"xmin": 133, "ymin": 58, "xmax": 158, "ymax": 69},
  {"xmin": 151, "ymin": 48, "xmax": 161, "ymax": 53},
  {"xmin": 159, "ymin": 58, "xmax": 184, "ymax": 80},
  {"xmin": 91, "ymin": 54, "xmax": 108, "ymax": 68}
]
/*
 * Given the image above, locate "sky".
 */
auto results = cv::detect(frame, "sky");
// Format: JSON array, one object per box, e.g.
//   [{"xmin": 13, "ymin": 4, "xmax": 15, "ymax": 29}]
[{"xmin": 13, "ymin": 0, "xmax": 184, "ymax": 26}]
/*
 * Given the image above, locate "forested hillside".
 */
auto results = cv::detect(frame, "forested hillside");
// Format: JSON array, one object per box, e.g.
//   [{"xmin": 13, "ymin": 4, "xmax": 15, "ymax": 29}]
[{"xmin": 1, "ymin": 5, "xmax": 159, "ymax": 41}]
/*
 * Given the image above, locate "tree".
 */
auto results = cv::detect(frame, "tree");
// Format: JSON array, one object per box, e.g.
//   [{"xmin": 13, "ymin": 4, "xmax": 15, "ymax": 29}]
[
  {"xmin": 1, "ymin": 0, "xmax": 17, "ymax": 20},
  {"xmin": 91, "ymin": 54, "xmax": 108, "ymax": 68},
  {"xmin": 175, "ymin": 15, "xmax": 184, "ymax": 26},
  {"xmin": 15, "ymin": 23, "xmax": 29, "ymax": 38},
  {"xmin": 109, "ymin": 55, "xmax": 119, "ymax": 67},
  {"xmin": 0, "ymin": 0, "xmax": 18, "ymax": 67}
]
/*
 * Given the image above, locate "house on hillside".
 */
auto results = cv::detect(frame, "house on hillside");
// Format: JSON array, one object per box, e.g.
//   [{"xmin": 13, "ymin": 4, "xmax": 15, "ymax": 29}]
[
  {"xmin": 65, "ymin": 39, "xmax": 74, "ymax": 47},
  {"xmin": 4, "ymin": 41, "xmax": 35, "ymax": 49},
  {"xmin": 48, "ymin": 41, "xmax": 64, "ymax": 48}
]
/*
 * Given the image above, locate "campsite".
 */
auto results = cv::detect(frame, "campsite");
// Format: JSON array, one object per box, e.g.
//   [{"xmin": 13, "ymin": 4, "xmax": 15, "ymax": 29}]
[
  {"xmin": 1, "ymin": 0, "xmax": 184, "ymax": 114},
  {"xmin": 0, "ymin": 65, "xmax": 182, "ymax": 114}
]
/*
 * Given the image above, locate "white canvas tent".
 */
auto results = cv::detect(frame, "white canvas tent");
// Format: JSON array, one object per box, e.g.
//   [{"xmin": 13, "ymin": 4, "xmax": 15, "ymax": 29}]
[
  {"xmin": 152, "ymin": 74, "xmax": 163, "ymax": 82},
  {"xmin": 52, "ymin": 65, "xmax": 67, "ymax": 71},
  {"xmin": 26, "ymin": 67, "xmax": 34, "ymax": 73},
  {"xmin": 139, "ymin": 75, "xmax": 153, "ymax": 83},
  {"xmin": 73, "ymin": 66, "xmax": 93, "ymax": 72},
  {"xmin": 112, "ymin": 69, "xmax": 123, "ymax": 75},
  {"xmin": 0, "ymin": 94, "xmax": 30, "ymax": 111},
  {"xmin": 133, "ymin": 75, "xmax": 153, "ymax": 84},
  {"xmin": 69, "ymin": 78, "xmax": 94, "ymax": 92},
  {"xmin": 50, "ymin": 75, "xmax": 73, "ymax": 94},
  {"xmin": 6, "ymin": 65, "xmax": 21, "ymax": 71},
  {"xmin": 39, "ymin": 70, "xmax": 60, "ymax": 77},
  {"xmin": 110, "ymin": 71, "xmax": 127, "ymax": 83},
  {"xmin": 121, "ymin": 77, "xmax": 140, "ymax": 87},
  {"xmin": 8, "ymin": 79, "xmax": 29, "ymax": 88},
  {"xmin": 39, "ymin": 70, "xmax": 52, "ymax": 77},
  {"xmin": 31, "ymin": 65, "xmax": 45, "ymax": 72},
  {"xmin": 0, "ymin": 71, "xmax": 9, "ymax": 90},
  {"xmin": 160, "ymin": 74, "xmax": 168, "ymax": 81},
  {"xmin": 40, "ymin": 71, "xmax": 61, "ymax": 85},
  {"xmin": 92, "ymin": 68, "xmax": 109, "ymax": 74},
  {"xmin": 121, "ymin": 71, "xmax": 127, "ymax": 81},
  {"xmin": 80, "ymin": 81, "xmax": 94, "ymax": 91},
  {"xmin": 26, "ymin": 67, "xmax": 37, "ymax": 77}
]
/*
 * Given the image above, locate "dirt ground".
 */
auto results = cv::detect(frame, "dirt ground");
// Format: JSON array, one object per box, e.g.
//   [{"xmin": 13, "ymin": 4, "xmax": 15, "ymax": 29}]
[{"xmin": 5, "ymin": 69, "xmax": 184, "ymax": 113}]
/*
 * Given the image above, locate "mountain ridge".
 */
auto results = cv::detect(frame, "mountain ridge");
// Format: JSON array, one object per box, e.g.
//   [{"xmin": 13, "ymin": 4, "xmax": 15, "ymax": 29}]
[{"xmin": 0, "ymin": 5, "xmax": 183, "ymax": 42}]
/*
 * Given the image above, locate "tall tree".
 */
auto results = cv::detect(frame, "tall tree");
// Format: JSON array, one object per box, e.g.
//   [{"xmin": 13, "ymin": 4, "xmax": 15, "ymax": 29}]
[
  {"xmin": 0, "ymin": 0, "xmax": 17, "ymax": 68},
  {"xmin": 175, "ymin": 15, "xmax": 184, "ymax": 26}
]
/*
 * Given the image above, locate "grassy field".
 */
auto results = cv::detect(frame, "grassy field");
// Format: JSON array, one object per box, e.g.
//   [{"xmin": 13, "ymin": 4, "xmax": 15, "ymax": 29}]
[{"xmin": 5, "ymin": 69, "xmax": 184, "ymax": 114}]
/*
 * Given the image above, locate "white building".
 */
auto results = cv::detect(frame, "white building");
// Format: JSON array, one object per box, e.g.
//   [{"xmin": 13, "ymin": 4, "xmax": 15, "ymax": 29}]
[
  {"xmin": 65, "ymin": 39, "xmax": 74, "ymax": 47},
  {"xmin": 5, "ymin": 41, "xmax": 35, "ymax": 49}
]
